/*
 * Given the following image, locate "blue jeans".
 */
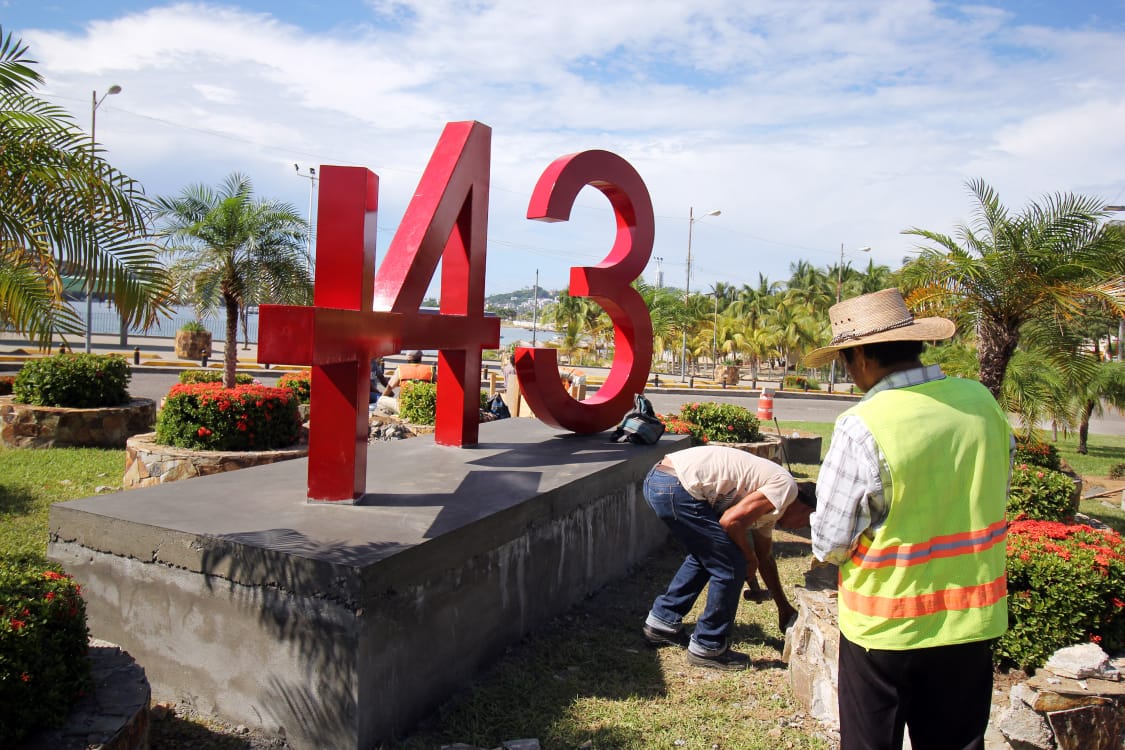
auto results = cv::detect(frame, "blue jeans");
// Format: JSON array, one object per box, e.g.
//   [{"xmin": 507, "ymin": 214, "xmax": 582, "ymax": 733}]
[{"xmin": 644, "ymin": 466, "xmax": 745, "ymax": 653}]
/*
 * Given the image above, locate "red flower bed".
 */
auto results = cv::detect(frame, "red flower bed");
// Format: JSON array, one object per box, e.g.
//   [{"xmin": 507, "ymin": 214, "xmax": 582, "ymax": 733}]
[
  {"xmin": 999, "ymin": 518, "xmax": 1125, "ymax": 669},
  {"xmin": 154, "ymin": 382, "xmax": 300, "ymax": 451}
]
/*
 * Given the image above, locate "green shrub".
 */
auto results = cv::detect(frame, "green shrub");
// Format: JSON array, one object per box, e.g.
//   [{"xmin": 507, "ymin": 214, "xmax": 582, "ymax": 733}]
[
  {"xmin": 672, "ymin": 402, "xmax": 761, "ymax": 445},
  {"xmin": 179, "ymin": 320, "xmax": 207, "ymax": 332},
  {"xmin": 0, "ymin": 564, "xmax": 92, "ymax": 744},
  {"xmin": 399, "ymin": 381, "xmax": 437, "ymax": 425},
  {"xmin": 998, "ymin": 519, "xmax": 1125, "ymax": 670},
  {"xmin": 1014, "ymin": 439, "xmax": 1062, "ymax": 471},
  {"xmin": 0, "ymin": 375, "xmax": 13, "ymax": 396},
  {"xmin": 155, "ymin": 382, "xmax": 300, "ymax": 451},
  {"xmin": 1008, "ymin": 464, "xmax": 1077, "ymax": 522},
  {"xmin": 178, "ymin": 369, "xmax": 254, "ymax": 385},
  {"xmin": 782, "ymin": 374, "xmax": 820, "ymax": 391},
  {"xmin": 12, "ymin": 353, "xmax": 130, "ymax": 407},
  {"xmin": 277, "ymin": 370, "xmax": 312, "ymax": 404}
]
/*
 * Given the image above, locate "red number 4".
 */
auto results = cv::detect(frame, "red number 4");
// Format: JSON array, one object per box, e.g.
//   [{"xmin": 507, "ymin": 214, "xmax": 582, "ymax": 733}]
[{"xmin": 259, "ymin": 122, "xmax": 654, "ymax": 502}]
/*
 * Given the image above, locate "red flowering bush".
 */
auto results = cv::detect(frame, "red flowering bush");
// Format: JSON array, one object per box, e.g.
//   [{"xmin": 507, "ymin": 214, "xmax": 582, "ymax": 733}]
[
  {"xmin": 1007, "ymin": 463, "xmax": 1077, "ymax": 522},
  {"xmin": 1014, "ymin": 438, "xmax": 1062, "ymax": 471},
  {"xmin": 155, "ymin": 382, "xmax": 300, "ymax": 451},
  {"xmin": 12, "ymin": 352, "xmax": 130, "ymax": 407},
  {"xmin": 0, "ymin": 564, "xmax": 91, "ymax": 744},
  {"xmin": 998, "ymin": 519, "xmax": 1125, "ymax": 669},
  {"xmin": 665, "ymin": 402, "xmax": 761, "ymax": 446},
  {"xmin": 277, "ymin": 370, "xmax": 312, "ymax": 404}
]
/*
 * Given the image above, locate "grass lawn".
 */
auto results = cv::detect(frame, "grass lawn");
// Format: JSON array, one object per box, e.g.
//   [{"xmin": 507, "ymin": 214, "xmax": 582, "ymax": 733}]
[
  {"xmin": 5, "ymin": 421, "xmax": 1125, "ymax": 749},
  {"xmin": 0, "ymin": 447, "xmax": 124, "ymax": 567}
]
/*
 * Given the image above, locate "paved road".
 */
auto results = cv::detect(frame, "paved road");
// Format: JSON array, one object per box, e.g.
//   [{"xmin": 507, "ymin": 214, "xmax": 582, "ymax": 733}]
[{"xmin": 123, "ymin": 371, "xmax": 1125, "ymax": 436}]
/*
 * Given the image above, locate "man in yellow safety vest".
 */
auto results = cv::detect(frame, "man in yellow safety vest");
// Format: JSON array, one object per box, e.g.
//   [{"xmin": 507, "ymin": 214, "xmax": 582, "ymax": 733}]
[{"xmin": 804, "ymin": 288, "xmax": 1013, "ymax": 750}]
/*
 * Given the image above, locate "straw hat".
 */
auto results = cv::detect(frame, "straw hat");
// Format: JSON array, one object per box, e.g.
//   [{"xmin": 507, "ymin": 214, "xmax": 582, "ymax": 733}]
[{"xmin": 803, "ymin": 288, "xmax": 955, "ymax": 367}]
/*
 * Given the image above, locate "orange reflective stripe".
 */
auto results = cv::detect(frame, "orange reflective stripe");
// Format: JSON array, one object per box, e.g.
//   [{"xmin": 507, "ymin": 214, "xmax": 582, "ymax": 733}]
[
  {"xmin": 850, "ymin": 520, "xmax": 1006, "ymax": 570},
  {"xmin": 839, "ymin": 574, "xmax": 1006, "ymax": 619}
]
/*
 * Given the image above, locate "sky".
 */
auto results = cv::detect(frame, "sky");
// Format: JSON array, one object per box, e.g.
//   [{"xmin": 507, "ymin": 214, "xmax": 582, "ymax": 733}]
[{"xmin": 5, "ymin": 0, "xmax": 1125, "ymax": 300}]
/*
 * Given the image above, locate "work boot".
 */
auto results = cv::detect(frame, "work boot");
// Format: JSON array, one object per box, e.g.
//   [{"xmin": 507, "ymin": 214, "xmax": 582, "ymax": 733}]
[
  {"xmin": 687, "ymin": 646, "xmax": 751, "ymax": 671},
  {"xmin": 642, "ymin": 623, "xmax": 688, "ymax": 648}
]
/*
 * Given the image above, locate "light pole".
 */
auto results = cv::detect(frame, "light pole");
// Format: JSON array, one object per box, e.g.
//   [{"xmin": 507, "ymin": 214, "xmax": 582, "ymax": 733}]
[
  {"xmin": 531, "ymin": 269, "xmax": 539, "ymax": 346},
  {"xmin": 829, "ymin": 242, "xmax": 870, "ymax": 390},
  {"xmin": 294, "ymin": 164, "xmax": 318, "ymax": 279},
  {"xmin": 680, "ymin": 207, "xmax": 721, "ymax": 381},
  {"xmin": 85, "ymin": 85, "xmax": 122, "ymax": 354},
  {"xmin": 712, "ymin": 289, "xmax": 720, "ymax": 380},
  {"xmin": 1107, "ymin": 206, "xmax": 1125, "ymax": 360}
]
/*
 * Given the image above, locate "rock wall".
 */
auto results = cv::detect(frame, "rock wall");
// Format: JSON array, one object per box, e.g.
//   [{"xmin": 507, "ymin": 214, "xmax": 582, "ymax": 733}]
[
  {"xmin": 0, "ymin": 396, "xmax": 155, "ymax": 449},
  {"xmin": 123, "ymin": 432, "xmax": 308, "ymax": 489}
]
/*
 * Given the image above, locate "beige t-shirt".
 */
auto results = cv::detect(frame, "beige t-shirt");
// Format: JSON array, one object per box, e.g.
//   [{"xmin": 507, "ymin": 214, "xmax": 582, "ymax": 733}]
[{"xmin": 665, "ymin": 445, "xmax": 797, "ymax": 530}]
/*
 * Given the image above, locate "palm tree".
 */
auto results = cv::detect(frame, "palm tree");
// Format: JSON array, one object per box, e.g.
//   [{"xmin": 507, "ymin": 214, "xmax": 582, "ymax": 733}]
[
  {"xmin": 899, "ymin": 179, "xmax": 1125, "ymax": 398},
  {"xmin": 155, "ymin": 173, "xmax": 311, "ymax": 387},
  {"xmin": 0, "ymin": 27, "xmax": 169, "ymax": 345}
]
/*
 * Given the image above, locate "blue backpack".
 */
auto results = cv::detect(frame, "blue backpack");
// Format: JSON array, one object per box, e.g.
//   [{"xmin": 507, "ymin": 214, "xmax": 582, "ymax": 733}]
[{"xmin": 610, "ymin": 394, "xmax": 665, "ymax": 445}]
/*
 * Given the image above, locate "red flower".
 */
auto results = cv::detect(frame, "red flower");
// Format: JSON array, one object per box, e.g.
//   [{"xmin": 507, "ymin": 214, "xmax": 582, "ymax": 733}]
[
  {"xmin": 10, "ymin": 618, "xmax": 26, "ymax": 631},
  {"xmin": 20, "ymin": 673, "xmax": 30, "ymax": 682},
  {"xmin": 1091, "ymin": 634, "xmax": 1103, "ymax": 643},
  {"xmin": 197, "ymin": 426, "xmax": 212, "ymax": 437},
  {"xmin": 45, "ymin": 591, "xmax": 56, "ymax": 601},
  {"xmin": 42, "ymin": 571, "xmax": 66, "ymax": 581}
]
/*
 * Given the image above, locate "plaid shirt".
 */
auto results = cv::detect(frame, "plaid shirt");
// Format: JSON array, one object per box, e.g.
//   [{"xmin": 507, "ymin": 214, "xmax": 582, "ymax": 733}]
[{"xmin": 810, "ymin": 364, "xmax": 1014, "ymax": 565}]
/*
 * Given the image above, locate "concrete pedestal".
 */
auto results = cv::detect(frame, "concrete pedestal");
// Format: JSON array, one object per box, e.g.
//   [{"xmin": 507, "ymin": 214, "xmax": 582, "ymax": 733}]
[{"xmin": 48, "ymin": 418, "xmax": 682, "ymax": 748}]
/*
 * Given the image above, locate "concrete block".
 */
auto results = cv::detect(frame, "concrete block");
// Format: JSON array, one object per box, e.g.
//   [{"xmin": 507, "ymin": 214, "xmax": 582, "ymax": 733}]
[{"xmin": 49, "ymin": 419, "xmax": 685, "ymax": 748}]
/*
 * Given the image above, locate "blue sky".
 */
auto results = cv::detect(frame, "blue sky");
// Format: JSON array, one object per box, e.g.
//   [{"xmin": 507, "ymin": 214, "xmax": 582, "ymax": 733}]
[{"xmin": 5, "ymin": 0, "xmax": 1125, "ymax": 298}]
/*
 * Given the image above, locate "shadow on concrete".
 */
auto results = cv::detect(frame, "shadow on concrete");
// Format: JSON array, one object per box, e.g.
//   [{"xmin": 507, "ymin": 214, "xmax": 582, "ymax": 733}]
[{"xmin": 198, "ymin": 528, "xmax": 399, "ymax": 744}]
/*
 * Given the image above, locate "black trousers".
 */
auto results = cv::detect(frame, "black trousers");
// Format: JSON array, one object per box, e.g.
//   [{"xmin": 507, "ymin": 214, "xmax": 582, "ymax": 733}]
[{"xmin": 838, "ymin": 632, "xmax": 994, "ymax": 750}]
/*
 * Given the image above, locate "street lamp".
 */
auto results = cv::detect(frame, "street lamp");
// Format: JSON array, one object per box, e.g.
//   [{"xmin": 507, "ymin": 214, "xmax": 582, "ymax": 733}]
[
  {"xmin": 680, "ymin": 207, "xmax": 721, "ymax": 381},
  {"xmin": 294, "ymin": 164, "xmax": 318, "ymax": 278},
  {"xmin": 828, "ymin": 243, "xmax": 870, "ymax": 391},
  {"xmin": 1106, "ymin": 206, "xmax": 1125, "ymax": 360},
  {"xmin": 85, "ymin": 85, "xmax": 122, "ymax": 354},
  {"xmin": 712, "ymin": 289, "xmax": 720, "ymax": 380}
]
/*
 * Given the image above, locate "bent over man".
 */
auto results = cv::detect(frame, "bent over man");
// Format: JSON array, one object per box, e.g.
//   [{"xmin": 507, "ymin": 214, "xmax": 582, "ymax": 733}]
[
  {"xmin": 642, "ymin": 445, "xmax": 815, "ymax": 670},
  {"xmin": 805, "ymin": 288, "xmax": 1012, "ymax": 750}
]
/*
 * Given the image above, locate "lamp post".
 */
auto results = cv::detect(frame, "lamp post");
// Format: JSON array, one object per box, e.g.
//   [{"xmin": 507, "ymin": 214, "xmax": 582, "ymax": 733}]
[
  {"xmin": 85, "ymin": 85, "xmax": 122, "ymax": 354},
  {"xmin": 712, "ymin": 289, "xmax": 720, "ymax": 380},
  {"xmin": 828, "ymin": 242, "xmax": 870, "ymax": 391},
  {"xmin": 680, "ymin": 207, "xmax": 721, "ymax": 381},
  {"xmin": 531, "ymin": 269, "xmax": 539, "ymax": 346},
  {"xmin": 1107, "ymin": 206, "xmax": 1125, "ymax": 360},
  {"xmin": 294, "ymin": 164, "xmax": 318, "ymax": 279}
]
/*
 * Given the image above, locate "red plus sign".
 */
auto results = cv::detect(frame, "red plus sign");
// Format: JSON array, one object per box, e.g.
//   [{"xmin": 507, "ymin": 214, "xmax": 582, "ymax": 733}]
[
  {"xmin": 258, "ymin": 123, "xmax": 500, "ymax": 502},
  {"xmin": 259, "ymin": 166, "xmax": 402, "ymax": 502}
]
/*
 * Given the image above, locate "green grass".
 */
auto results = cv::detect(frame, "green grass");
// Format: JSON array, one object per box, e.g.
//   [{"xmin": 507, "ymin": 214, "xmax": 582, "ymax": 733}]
[
  {"xmin": 7, "ymin": 422, "xmax": 1125, "ymax": 749},
  {"xmin": 0, "ymin": 447, "xmax": 124, "ymax": 567}
]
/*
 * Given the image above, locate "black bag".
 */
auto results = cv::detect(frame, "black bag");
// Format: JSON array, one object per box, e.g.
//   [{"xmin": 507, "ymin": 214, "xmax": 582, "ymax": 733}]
[
  {"xmin": 610, "ymin": 393, "xmax": 665, "ymax": 445},
  {"xmin": 488, "ymin": 393, "xmax": 511, "ymax": 419}
]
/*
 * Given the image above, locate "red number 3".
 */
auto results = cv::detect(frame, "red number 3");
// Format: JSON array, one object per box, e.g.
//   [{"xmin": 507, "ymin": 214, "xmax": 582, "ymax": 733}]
[{"xmin": 513, "ymin": 151, "xmax": 655, "ymax": 432}]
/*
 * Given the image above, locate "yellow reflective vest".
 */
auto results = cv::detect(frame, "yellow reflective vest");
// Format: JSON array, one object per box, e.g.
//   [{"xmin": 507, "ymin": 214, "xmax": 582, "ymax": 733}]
[{"xmin": 837, "ymin": 376, "xmax": 1010, "ymax": 650}]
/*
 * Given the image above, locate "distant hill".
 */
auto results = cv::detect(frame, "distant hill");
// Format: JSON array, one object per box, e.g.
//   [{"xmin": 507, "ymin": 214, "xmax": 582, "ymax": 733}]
[{"xmin": 484, "ymin": 286, "xmax": 557, "ymax": 319}]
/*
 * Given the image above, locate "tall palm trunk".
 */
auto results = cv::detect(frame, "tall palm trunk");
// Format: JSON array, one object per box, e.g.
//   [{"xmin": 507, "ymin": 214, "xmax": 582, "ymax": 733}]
[
  {"xmin": 978, "ymin": 319, "xmax": 1021, "ymax": 399},
  {"xmin": 223, "ymin": 293, "xmax": 239, "ymax": 388},
  {"xmin": 1078, "ymin": 399, "xmax": 1095, "ymax": 455}
]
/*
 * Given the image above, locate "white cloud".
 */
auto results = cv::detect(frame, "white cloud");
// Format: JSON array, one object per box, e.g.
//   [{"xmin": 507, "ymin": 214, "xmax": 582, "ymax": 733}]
[{"xmin": 16, "ymin": 0, "xmax": 1125, "ymax": 295}]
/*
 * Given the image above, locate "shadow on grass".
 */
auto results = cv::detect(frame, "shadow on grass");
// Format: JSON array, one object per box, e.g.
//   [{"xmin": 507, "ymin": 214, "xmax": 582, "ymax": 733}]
[{"xmin": 0, "ymin": 483, "xmax": 35, "ymax": 517}]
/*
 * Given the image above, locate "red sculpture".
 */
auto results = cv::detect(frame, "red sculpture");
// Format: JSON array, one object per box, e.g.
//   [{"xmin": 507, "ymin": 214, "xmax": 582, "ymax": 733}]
[
  {"xmin": 259, "ymin": 121, "xmax": 499, "ymax": 501},
  {"xmin": 513, "ymin": 150, "xmax": 654, "ymax": 432},
  {"xmin": 259, "ymin": 122, "xmax": 654, "ymax": 502}
]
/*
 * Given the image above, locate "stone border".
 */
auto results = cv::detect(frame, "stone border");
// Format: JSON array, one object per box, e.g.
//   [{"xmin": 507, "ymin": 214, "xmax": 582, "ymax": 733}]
[
  {"xmin": 19, "ymin": 638, "xmax": 150, "ymax": 750},
  {"xmin": 123, "ymin": 432, "xmax": 308, "ymax": 489},
  {"xmin": 0, "ymin": 396, "xmax": 155, "ymax": 449}
]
